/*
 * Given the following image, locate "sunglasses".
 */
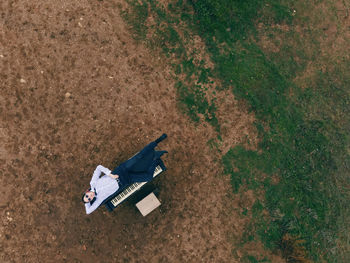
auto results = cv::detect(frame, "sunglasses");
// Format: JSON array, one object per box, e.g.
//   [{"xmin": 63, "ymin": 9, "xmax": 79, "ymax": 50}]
[{"xmin": 85, "ymin": 194, "xmax": 93, "ymax": 202}]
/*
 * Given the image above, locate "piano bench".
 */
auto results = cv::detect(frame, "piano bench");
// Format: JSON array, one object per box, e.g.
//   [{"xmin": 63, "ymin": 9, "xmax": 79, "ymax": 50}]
[{"xmin": 135, "ymin": 192, "xmax": 161, "ymax": 216}]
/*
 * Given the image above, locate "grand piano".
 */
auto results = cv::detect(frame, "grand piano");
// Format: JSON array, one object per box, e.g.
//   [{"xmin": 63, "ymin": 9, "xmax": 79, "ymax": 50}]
[
  {"xmin": 103, "ymin": 162, "xmax": 166, "ymax": 211},
  {"xmin": 102, "ymin": 133, "xmax": 167, "ymax": 212}
]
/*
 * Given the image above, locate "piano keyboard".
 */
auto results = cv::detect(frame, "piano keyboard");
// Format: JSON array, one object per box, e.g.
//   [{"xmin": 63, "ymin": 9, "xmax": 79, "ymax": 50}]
[{"xmin": 110, "ymin": 165, "xmax": 163, "ymax": 207}]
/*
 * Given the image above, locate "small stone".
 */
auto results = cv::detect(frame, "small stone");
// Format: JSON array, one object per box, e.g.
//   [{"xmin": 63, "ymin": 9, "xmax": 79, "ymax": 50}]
[
  {"xmin": 20, "ymin": 78, "xmax": 26, "ymax": 83},
  {"xmin": 78, "ymin": 22, "xmax": 82, "ymax": 27},
  {"xmin": 65, "ymin": 92, "xmax": 71, "ymax": 98},
  {"xmin": 0, "ymin": 54, "xmax": 4, "ymax": 58}
]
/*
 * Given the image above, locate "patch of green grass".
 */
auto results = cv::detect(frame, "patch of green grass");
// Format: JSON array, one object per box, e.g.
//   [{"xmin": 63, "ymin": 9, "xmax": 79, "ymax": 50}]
[
  {"xmin": 241, "ymin": 223, "xmax": 256, "ymax": 245},
  {"xmin": 242, "ymin": 255, "xmax": 271, "ymax": 263},
  {"xmin": 121, "ymin": 0, "xmax": 349, "ymax": 262},
  {"xmin": 185, "ymin": 0, "xmax": 349, "ymax": 261},
  {"xmin": 122, "ymin": 0, "xmax": 220, "ymax": 131},
  {"xmin": 189, "ymin": 0, "xmax": 292, "ymax": 43},
  {"xmin": 217, "ymin": 2, "xmax": 349, "ymax": 262},
  {"xmin": 121, "ymin": 0, "xmax": 149, "ymax": 40},
  {"xmin": 207, "ymin": 138, "xmax": 221, "ymax": 151},
  {"xmin": 175, "ymin": 80, "xmax": 218, "ymax": 128},
  {"xmin": 243, "ymin": 255, "xmax": 259, "ymax": 263},
  {"xmin": 242, "ymin": 207, "xmax": 248, "ymax": 216},
  {"xmin": 221, "ymin": 60, "xmax": 345, "ymax": 260}
]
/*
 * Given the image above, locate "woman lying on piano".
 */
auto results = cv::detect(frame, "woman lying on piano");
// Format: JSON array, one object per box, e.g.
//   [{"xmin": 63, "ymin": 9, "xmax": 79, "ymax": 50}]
[{"xmin": 82, "ymin": 134, "xmax": 168, "ymax": 214}]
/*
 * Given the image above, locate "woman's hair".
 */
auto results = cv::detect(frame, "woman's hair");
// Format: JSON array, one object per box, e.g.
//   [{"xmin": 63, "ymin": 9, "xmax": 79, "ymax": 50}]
[{"xmin": 81, "ymin": 192, "xmax": 88, "ymax": 203}]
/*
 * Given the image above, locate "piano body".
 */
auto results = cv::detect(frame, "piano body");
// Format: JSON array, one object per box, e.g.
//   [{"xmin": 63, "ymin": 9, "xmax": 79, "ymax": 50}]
[{"xmin": 103, "ymin": 160, "xmax": 166, "ymax": 211}]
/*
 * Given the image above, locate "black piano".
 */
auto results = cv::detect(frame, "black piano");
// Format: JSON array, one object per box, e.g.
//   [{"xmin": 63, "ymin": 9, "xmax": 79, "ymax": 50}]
[
  {"xmin": 103, "ymin": 134, "xmax": 168, "ymax": 211},
  {"xmin": 103, "ymin": 160, "xmax": 166, "ymax": 211}
]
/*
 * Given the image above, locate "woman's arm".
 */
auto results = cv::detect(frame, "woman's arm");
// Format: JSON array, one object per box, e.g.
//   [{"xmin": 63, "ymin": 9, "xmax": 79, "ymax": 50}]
[
  {"xmin": 90, "ymin": 165, "xmax": 112, "ymax": 189},
  {"xmin": 108, "ymin": 173, "xmax": 119, "ymax": 179},
  {"xmin": 85, "ymin": 197, "xmax": 103, "ymax": 214}
]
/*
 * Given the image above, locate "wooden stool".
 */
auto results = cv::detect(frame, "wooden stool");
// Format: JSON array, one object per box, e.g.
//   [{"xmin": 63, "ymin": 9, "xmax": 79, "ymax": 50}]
[{"xmin": 136, "ymin": 192, "xmax": 161, "ymax": 216}]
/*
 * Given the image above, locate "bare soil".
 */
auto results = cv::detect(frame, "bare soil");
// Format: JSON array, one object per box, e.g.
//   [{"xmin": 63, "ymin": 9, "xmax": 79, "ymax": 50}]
[{"xmin": 0, "ymin": 1, "xmax": 281, "ymax": 262}]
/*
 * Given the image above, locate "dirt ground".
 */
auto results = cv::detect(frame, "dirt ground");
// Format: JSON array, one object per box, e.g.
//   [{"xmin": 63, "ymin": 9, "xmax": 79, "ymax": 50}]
[{"xmin": 0, "ymin": 1, "xmax": 282, "ymax": 262}]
